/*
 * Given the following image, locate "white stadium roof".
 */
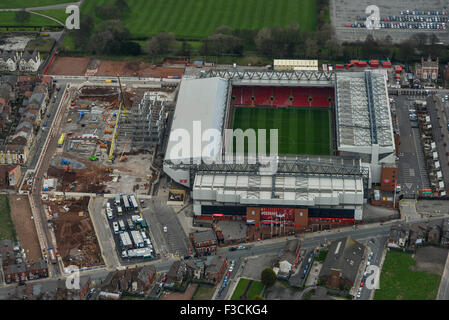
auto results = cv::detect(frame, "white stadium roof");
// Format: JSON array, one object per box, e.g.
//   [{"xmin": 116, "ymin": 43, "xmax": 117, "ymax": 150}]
[
  {"xmin": 193, "ymin": 172, "xmax": 364, "ymax": 207},
  {"xmin": 335, "ymin": 71, "xmax": 394, "ymax": 154},
  {"xmin": 165, "ymin": 77, "xmax": 229, "ymax": 163}
]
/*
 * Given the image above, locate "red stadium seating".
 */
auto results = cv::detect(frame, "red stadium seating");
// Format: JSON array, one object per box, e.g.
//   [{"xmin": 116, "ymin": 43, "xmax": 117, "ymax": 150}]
[
  {"xmin": 273, "ymin": 87, "xmax": 292, "ymax": 106},
  {"xmin": 231, "ymin": 86, "xmax": 334, "ymax": 108}
]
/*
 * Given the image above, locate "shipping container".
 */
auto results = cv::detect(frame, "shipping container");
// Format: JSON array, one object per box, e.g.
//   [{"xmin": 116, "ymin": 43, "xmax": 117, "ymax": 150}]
[
  {"xmin": 129, "ymin": 194, "xmax": 138, "ymax": 210},
  {"xmin": 122, "ymin": 194, "xmax": 130, "ymax": 210},
  {"xmin": 131, "ymin": 230, "xmax": 145, "ymax": 248},
  {"xmin": 119, "ymin": 232, "xmax": 133, "ymax": 249},
  {"xmin": 127, "ymin": 219, "xmax": 134, "ymax": 230}
]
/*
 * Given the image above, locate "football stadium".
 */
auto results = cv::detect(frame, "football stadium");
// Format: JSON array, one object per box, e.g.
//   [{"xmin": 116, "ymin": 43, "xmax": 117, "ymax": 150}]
[{"xmin": 163, "ymin": 68, "xmax": 395, "ymax": 235}]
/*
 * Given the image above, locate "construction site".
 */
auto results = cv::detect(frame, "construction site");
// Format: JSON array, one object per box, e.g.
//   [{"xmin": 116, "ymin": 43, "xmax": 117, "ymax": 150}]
[
  {"xmin": 42, "ymin": 196, "xmax": 103, "ymax": 269},
  {"xmin": 44, "ymin": 80, "xmax": 177, "ymax": 195}
]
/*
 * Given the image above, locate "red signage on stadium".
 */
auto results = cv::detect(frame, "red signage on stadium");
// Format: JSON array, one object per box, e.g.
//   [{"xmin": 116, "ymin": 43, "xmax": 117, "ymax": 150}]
[{"xmin": 260, "ymin": 208, "xmax": 295, "ymax": 221}]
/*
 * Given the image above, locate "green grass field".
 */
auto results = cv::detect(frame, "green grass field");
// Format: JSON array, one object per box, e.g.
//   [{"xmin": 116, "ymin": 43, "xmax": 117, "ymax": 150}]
[
  {"xmin": 231, "ymin": 278, "xmax": 264, "ymax": 300},
  {"xmin": 192, "ymin": 284, "xmax": 216, "ymax": 300},
  {"xmin": 0, "ymin": 0, "xmax": 72, "ymax": 9},
  {"xmin": 246, "ymin": 281, "xmax": 264, "ymax": 299},
  {"xmin": 374, "ymin": 251, "xmax": 442, "ymax": 300},
  {"xmin": 0, "ymin": 195, "xmax": 16, "ymax": 241},
  {"xmin": 231, "ymin": 278, "xmax": 250, "ymax": 300},
  {"xmin": 0, "ymin": 9, "xmax": 66, "ymax": 26},
  {"xmin": 230, "ymin": 106, "xmax": 332, "ymax": 155},
  {"xmin": 81, "ymin": 0, "xmax": 317, "ymax": 39}
]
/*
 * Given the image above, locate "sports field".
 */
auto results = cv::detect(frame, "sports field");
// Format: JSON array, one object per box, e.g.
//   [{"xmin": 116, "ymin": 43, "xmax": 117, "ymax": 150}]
[
  {"xmin": 81, "ymin": 0, "xmax": 317, "ymax": 39},
  {"xmin": 0, "ymin": 0, "xmax": 72, "ymax": 9},
  {"xmin": 230, "ymin": 106, "xmax": 333, "ymax": 156},
  {"xmin": 231, "ymin": 278, "xmax": 264, "ymax": 300},
  {"xmin": 374, "ymin": 251, "xmax": 441, "ymax": 300},
  {"xmin": 0, "ymin": 9, "xmax": 66, "ymax": 26}
]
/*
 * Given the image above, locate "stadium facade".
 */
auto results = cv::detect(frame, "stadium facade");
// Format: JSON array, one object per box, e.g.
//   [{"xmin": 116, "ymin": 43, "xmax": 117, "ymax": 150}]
[{"xmin": 163, "ymin": 69, "xmax": 395, "ymax": 228}]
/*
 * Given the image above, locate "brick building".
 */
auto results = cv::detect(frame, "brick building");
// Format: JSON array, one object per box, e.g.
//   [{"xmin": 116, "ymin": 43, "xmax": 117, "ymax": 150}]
[
  {"xmin": 204, "ymin": 255, "xmax": 228, "ymax": 284},
  {"xmin": 190, "ymin": 230, "xmax": 218, "ymax": 256},
  {"xmin": 319, "ymin": 236, "xmax": 367, "ymax": 290},
  {"xmin": 415, "ymin": 56, "xmax": 439, "ymax": 84}
]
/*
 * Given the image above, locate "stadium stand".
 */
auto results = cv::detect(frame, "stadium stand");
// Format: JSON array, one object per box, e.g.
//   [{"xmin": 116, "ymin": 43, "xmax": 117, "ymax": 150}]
[{"xmin": 231, "ymin": 86, "xmax": 334, "ymax": 107}]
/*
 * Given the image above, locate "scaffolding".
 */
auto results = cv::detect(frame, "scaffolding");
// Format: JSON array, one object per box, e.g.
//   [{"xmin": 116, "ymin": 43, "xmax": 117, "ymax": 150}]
[{"xmin": 116, "ymin": 91, "xmax": 167, "ymax": 155}]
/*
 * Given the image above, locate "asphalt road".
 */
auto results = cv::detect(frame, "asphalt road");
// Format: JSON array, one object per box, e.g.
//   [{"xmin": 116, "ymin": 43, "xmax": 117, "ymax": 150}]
[
  {"xmin": 28, "ymin": 85, "xmax": 65, "ymax": 169},
  {"xmin": 437, "ymin": 252, "xmax": 449, "ymax": 300},
  {"xmin": 141, "ymin": 198, "xmax": 191, "ymax": 257},
  {"xmin": 90, "ymin": 197, "xmax": 120, "ymax": 269},
  {"xmin": 395, "ymin": 95, "xmax": 429, "ymax": 195},
  {"xmin": 358, "ymin": 236, "xmax": 387, "ymax": 300}
]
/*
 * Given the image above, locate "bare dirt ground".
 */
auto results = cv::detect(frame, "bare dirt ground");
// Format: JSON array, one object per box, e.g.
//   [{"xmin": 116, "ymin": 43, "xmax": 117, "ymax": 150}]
[
  {"xmin": 96, "ymin": 60, "xmax": 185, "ymax": 78},
  {"xmin": 47, "ymin": 57, "xmax": 90, "ymax": 76},
  {"xmin": 48, "ymin": 57, "xmax": 185, "ymax": 78},
  {"xmin": 411, "ymin": 246, "xmax": 449, "ymax": 275},
  {"xmin": 45, "ymin": 197, "xmax": 104, "ymax": 268},
  {"xmin": 160, "ymin": 283, "xmax": 198, "ymax": 300},
  {"xmin": 265, "ymin": 281, "xmax": 302, "ymax": 300},
  {"xmin": 8, "ymin": 195, "xmax": 41, "ymax": 262}
]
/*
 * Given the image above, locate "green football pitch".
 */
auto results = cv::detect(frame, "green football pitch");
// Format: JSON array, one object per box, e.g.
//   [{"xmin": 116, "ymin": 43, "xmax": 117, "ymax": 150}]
[
  {"xmin": 81, "ymin": 0, "xmax": 317, "ymax": 38},
  {"xmin": 230, "ymin": 106, "xmax": 333, "ymax": 156}
]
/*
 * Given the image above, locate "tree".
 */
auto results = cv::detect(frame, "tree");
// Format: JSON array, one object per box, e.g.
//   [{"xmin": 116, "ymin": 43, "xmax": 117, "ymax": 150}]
[
  {"xmin": 177, "ymin": 41, "xmax": 192, "ymax": 56},
  {"xmin": 200, "ymin": 33, "xmax": 243, "ymax": 56},
  {"xmin": 70, "ymin": 14, "xmax": 94, "ymax": 47},
  {"xmin": 95, "ymin": 3, "xmax": 122, "ymax": 20},
  {"xmin": 253, "ymin": 295, "xmax": 264, "ymax": 300},
  {"xmin": 15, "ymin": 9, "xmax": 30, "ymax": 24},
  {"xmin": 146, "ymin": 32, "xmax": 176, "ymax": 57},
  {"xmin": 114, "ymin": 0, "xmax": 130, "ymax": 14},
  {"xmin": 255, "ymin": 28, "xmax": 275, "ymax": 57},
  {"xmin": 305, "ymin": 38, "xmax": 319, "ymax": 58},
  {"xmin": 87, "ymin": 20, "xmax": 131, "ymax": 55},
  {"xmin": 261, "ymin": 268, "xmax": 276, "ymax": 287}
]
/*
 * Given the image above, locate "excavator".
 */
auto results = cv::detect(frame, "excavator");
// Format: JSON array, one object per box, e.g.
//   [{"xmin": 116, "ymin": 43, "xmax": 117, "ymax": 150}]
[
  {"xmin": 119, "ymin": 137, "xmax": 131, "ymax": 162},
  {"xmin": 102, "ymin": 112, "xmax": 114, "ymax": 128}
]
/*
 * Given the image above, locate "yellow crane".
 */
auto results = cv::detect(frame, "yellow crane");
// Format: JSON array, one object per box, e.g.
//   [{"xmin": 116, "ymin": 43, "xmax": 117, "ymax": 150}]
[{"xmin": 107, "ymin": 76, "xmax": 125, "ymax": 164}]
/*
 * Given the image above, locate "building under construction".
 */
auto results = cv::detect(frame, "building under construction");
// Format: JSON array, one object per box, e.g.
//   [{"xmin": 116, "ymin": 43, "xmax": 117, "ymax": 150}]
[{"xmin": 116, "ymin": 90, "xmax": 168, "ymax": 156}]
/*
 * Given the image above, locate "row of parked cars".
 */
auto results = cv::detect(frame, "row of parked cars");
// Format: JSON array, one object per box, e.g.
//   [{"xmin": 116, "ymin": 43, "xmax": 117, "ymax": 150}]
[
  {"xmin": 357, "ymin": 14, "xmax": 449, "ymax": 22},
  {"xmin": 400, "ymin": 10, "xmax": 449, "ymax": 16},
  {"xmin": 356, "ymin": 251, "xmax": 375, "ymax": 299},
  {"xmin": 217, "ymin": 260, "xmax": 236, "ymax": 297},
  {"xmin": 346, "ymin": 21, "xmax": 447, "ymax": 30}
]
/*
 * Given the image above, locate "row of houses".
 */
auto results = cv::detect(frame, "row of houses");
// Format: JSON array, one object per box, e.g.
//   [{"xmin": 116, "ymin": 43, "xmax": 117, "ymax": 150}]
[
  {"xmin": 0, "ymin": 50, "xmax": 41, "ymax": 73},
  {"xmin": 189, "ymin": 230, "xmax": 218, "ymax": 256},
  {"xmin": 0, "ymin": 75, "xmax": 53, "ymax": 167},
  {"xmin": 98, "ymin": 265, "xmax": 156, "ymax": 298},
  {"xmin": 165, "ymin": 255, "xmax": 228, "ymax": 288},
  {"xmin": 0, "ymin": 239, "xmax": 49, "ymax": 284},
  {"xmin": 387, "ymin": 219, "xmax": 449, "ymax": 251}
]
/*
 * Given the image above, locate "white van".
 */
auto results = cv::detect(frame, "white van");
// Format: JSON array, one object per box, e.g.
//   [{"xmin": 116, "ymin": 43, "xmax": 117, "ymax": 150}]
[
  {"xmin": 106, "ymin": 208, "xmax": 113, "ymax": 220},
  {"xmin": 113, "ymin": 221, "xmax": 119, "ymax": 233}
]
